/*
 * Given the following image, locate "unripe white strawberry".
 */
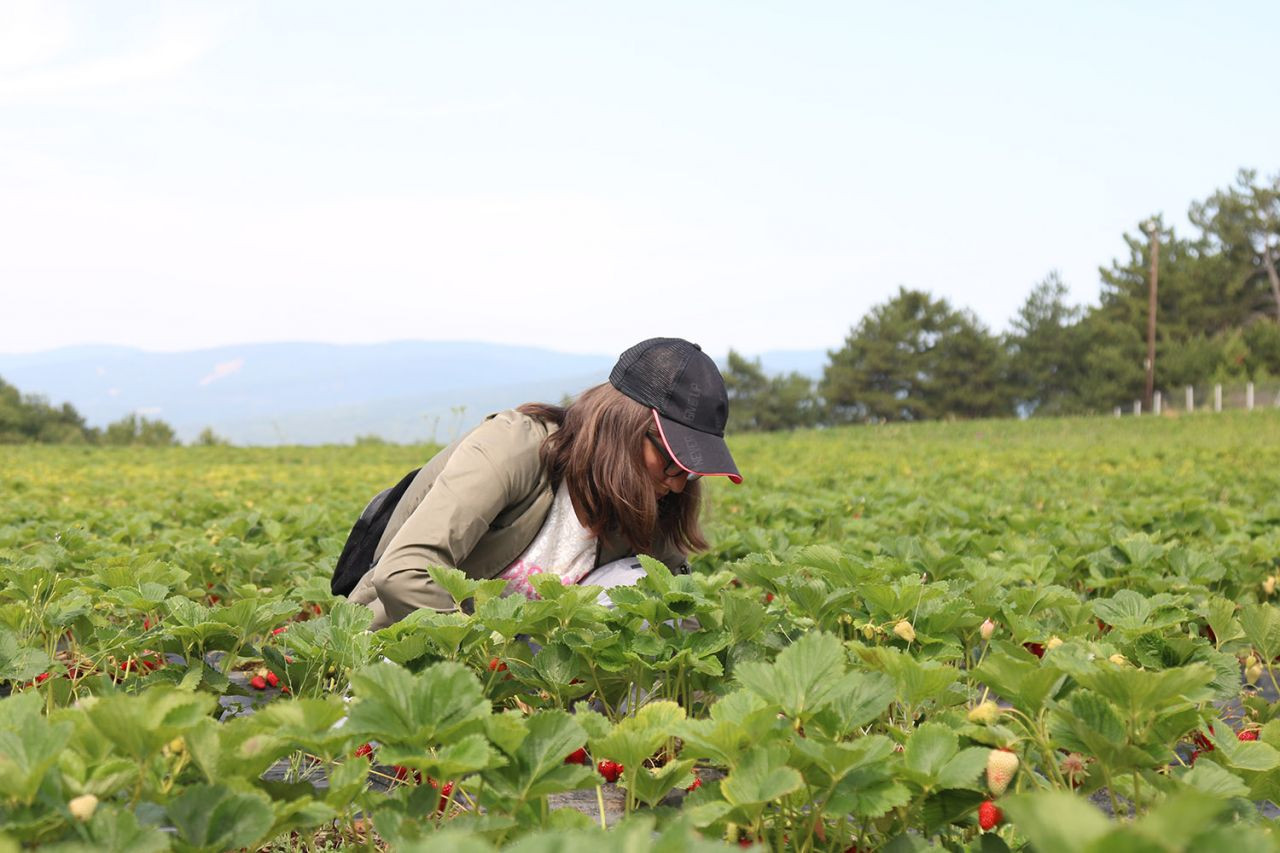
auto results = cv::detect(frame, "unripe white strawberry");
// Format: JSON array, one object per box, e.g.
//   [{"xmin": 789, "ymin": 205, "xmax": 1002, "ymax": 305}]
[
  {"xmin": 893, "ymin": 621, "xmax": 916, "ymax": 643},
  {"xmin": 1046, "ymin": 636, "xmax": 1063, "ymax": 651},
  {"xmin": 1108, "ymin": 653, "xmax": 1128, "ymax": 666},
  {"xmin": 1247, "ymin": 661, "xmax": 1264, "ymax": 685},
  {"xmin": 1264, "ymin": 576, "xmax": 1277, "ymax": 596},
  {"xmin": 967, "ymin": 700, "xmax": 1001, "ymax": 725},
  {"xmin": 986, "ymin": 748, "xmax": 1019, "ymax": 796},
  {"xmin": 68, "ymin": 794, "xmax": 98, "ymax": 822},
  {"xmin": 980, "ymin": 618, "xmax": 996, "ymax": 641}
]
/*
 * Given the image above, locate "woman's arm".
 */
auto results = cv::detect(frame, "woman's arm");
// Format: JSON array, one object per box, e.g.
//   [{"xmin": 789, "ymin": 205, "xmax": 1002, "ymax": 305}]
[{"xmin": 370, "ymin": 412, "xmax": 545, "ymax": 625}]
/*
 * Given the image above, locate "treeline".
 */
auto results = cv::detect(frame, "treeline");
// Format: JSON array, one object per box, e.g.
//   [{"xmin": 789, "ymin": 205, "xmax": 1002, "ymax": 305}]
[
  {"xmin": 727, "ymin": 168, "xmax": 1280, "ymax": 430},
  {"xmin": 0, "ymin": 377, "xmax": 229, "ymax": 446}
]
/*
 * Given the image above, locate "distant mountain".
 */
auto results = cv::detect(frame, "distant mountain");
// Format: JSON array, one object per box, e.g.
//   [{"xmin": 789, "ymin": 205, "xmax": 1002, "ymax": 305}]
[{"xmin": 0, "ymin": 342, "xmax": 832, "ymax": 445}]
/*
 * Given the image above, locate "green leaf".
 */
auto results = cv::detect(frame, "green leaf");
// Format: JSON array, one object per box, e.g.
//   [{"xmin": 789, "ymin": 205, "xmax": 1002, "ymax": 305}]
[
  {"xmin": 899, "ymin": 723, "xmax": 964, "ymax": 787},
  {"xmin": 81, "ymin": 805, "xmax": 171, "ymax": 853},
  {"xmin": 935, "ymin": 747, "xmax": 989, "ymax": 791},
  {"xmin": 1124, "ymin": 790, "xmax": 1232, "ymax": 847},
  {"xmin": 0, "ymin": 629, "xmax": 51, "ymax": 681},
  {"xmin": 1209, "ymin": 731, "xmax": 1280, "ymax": 772},
  {"xmin": 974, "ymin": 649, "xmax": 1066, "ymax": 714},
  {"xmin": 735, "ymin": 631, "xmax": 855, "ymax": 721},
  {"xmin": 166, "ymin": 783, "xmax": 274, "ymax": 853},
  {"xmin": 0, "ymin": 692, "xmax": 74, "ymax": 804},
  {"xmin": 1240, "ymin": 604, "xmax": 1280, "ymax": 663},
  {"xmin": 1092, "ymin": 590, "xmax": 1154, "ymax": 631},
  {"xmin": 1073, "ymin": 663, "xmax": 1216, "ymax": 718},
  {"xmin": 377, "ymin": 733, "xmax": 500, "ymax": 780},
  {"xmin": 1182, "ymin": 761, "xmax": 1250, "ymax": 798},
  {"xmin": 594, "ymin": 701, "xmax": 686, "ymax": 771},
  {"xmin": 625, "ymin": 757, "xmax": 697, "ymax": 808},
  {"xmin": 483, "ymin": 710, "xmax": 596, "ymax": 803},
  {"xmin": 85, "ymin": 687, "xmax": 215, "ymax": 764},
  {"xmin": 347, "ymin": 660, "xmax": 490, "ymax": 746},
  {"xmin": 1001, "ymin": 791, "xmax": 1111, "ymax": 853},
  {"xmin": 720, "ymin": 744, "xmax": 803, "ymax": 815}
]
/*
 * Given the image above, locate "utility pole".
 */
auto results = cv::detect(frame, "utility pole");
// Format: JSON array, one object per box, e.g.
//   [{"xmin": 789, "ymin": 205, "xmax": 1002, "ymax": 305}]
[{"xmin": 1144, "ymin": 221, "xmax": 1160, "ymax": 412}]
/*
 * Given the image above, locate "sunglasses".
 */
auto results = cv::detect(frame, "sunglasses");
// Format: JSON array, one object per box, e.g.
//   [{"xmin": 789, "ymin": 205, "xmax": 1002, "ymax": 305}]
[{"xmin": 646, "ymin": 432, "xmax": 699, "ymax": 481}]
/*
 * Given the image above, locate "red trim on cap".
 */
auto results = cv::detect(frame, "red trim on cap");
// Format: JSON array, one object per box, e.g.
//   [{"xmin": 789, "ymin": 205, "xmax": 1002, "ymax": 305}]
[{"xmin": 651, "ymin": 410, "xmax": 743, "ymax": 484}]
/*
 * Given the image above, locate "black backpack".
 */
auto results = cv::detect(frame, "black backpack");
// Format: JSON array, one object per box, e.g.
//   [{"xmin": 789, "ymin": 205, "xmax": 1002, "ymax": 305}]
[{"xmin": 330, "ymin": 467, "xmax": 421, "ymax": 597}]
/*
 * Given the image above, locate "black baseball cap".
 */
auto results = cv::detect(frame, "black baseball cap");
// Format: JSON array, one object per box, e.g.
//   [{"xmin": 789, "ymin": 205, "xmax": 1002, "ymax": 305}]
[{"xmin": 609, "ymin": 338, "xmax": 743, "ymax": 484}]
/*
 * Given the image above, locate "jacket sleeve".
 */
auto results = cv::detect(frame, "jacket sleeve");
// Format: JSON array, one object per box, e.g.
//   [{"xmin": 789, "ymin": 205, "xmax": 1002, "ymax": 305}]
[{"xmin": 371, "ymin": 413, "xmax": 545, "ymax": 625}]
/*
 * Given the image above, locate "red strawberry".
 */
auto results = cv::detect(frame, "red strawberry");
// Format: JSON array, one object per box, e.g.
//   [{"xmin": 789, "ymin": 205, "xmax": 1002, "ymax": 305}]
[
  {"xmin": 1193, "ymin": 726, "xmax": 1215, "ymax": 752},
  {"xmin": 1238, "ymin": 730, "xmax": 1259, "ymax": 741},
  {"xmin": 393, "ymin": 765, "xmax": 422, "ymax": 785},
  {"xmin": 488, "ymin": 657, "xmax": 507, "ymax": 672},
  {"xmin": 564, "ymin": 747, "xmax": 589, "ymax": 765},
  {"xmin": 142, "ymin": 656, "xmax": 163, "ymax": 671},
  {"xmin": 436, "ymin": 780, "xmax": 454, "ymax": 812},
  {"xmin": 249, "ymin": 675, "xmax": 268, "ymax": 690},
  {"xmin": 265, "ymin": 671, "xmax": 280, "ymax": 688},
  {"xmin": 978, "ymin": 800, "xmax": 1003, "ymax": 831},
  {"xmin": 272, "ymin": 626, "xmax": 288, "ymax": 636},
  {"xmin": 354, "ymin": 743, "xmax": 374, "ymax": 760},
  {"xmin": 34, "ymin": 672, "xmax": 50, "ymax": 684},
  {"xmin": 597, "ymin": 760, "xmax": 623, "ymax": 783},
  {"xmin": 686, "ymin": 776, "xmax": 702, "ymax": 792},
  {"xmin": 1190, "ymin": 749, "xmax": 1202, "ymax": 766},
  {"xmin": 764, "ymin": 593, "xmax": 775, "ymax": 603},
  {"xmin": 1023, "ymin": 642, "xmax": 1045, "ymax": 659}
]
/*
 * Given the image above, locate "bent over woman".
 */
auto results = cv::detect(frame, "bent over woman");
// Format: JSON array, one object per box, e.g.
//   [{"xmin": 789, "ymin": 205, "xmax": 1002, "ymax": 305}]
[{"xmin": 348, "ymin": 337, "xmax": 743, "ymax": 629}]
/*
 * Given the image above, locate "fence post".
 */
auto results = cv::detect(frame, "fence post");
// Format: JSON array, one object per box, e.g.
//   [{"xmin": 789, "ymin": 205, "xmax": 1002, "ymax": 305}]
[
  {"xmin": 1114, "ymin": 406, "xmax": 1122, "ymax": 417},
  {"xmin": 1186, "ymin": 385, "xmax": 1194, "ymax": 412},
  {"xmin": 1247, "ymin": 382, "xmax": 1255, "ymax": 411},
  {"xmin": 1133, "ymin": 400, "xmax": 1142, "ymax": 416},
  {"xmin": 1153, "ymin": 391, "xmax": 1162, "ymax": 415},
  {"xmin": 1215, "ymin": 384, "xmax": 1222, "ymax": 412}
]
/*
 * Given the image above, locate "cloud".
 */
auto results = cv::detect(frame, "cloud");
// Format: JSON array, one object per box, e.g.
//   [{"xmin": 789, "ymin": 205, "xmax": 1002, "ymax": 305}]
[
  {"xmin": 0, "ymin": 6, "xmax": 227, "ymax": 103},
  {"xmin": 199, "ymin": 357, "xmax": 244, "ymax": 386},
  {"xmin": 0, "ymin": 1, "xmax": 71, "ymax": 69}
]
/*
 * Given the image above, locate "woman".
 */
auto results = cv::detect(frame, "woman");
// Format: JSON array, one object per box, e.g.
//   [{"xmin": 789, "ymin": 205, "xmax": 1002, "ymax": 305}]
[{"xmin": 349, "ymin": 337, "xmax": 742, "ymax": 629}]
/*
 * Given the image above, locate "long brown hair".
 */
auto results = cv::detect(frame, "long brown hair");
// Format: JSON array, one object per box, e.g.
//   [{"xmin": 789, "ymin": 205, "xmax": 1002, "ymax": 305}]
[{"xmin": 518, "ymin": 384, "xmax": 707, "ymax": 555}]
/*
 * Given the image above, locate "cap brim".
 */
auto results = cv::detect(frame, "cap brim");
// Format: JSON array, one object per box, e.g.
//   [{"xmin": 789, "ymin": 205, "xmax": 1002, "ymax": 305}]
[{"xmin": 652, "ymin": 410, "xmax": 743, "ymax": 484}]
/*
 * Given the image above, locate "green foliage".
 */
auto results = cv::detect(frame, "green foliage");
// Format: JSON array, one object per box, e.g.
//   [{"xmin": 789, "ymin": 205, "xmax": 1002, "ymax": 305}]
[
  {"xmin": 102, "ymin": 414, "xmax": 179, "ymax": 447},
  {"xmin": 2, "ymin": 415, "xmax": 1280, "ymax": 849},
  {"xmin": 0, "ymin": 377, "xmax": 92, "ymax": 445},
  {"xmin": 822, "ymin": 287, "xmax": 1012, "ymax": 422},
  {"xmin": 723, "ymin": 351, "xmax": 821, "ymax": 432}
]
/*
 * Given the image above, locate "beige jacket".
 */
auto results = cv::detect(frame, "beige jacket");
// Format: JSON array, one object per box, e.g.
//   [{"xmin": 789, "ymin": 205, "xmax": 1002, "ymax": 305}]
[{"xmin": 350, "ymin": 409, "xmax": 687, "ymax": 628}]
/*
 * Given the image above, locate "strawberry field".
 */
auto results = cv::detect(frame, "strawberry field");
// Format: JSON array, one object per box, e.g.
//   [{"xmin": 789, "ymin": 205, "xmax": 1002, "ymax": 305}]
[{"xmin": 4, "ymin": 412, "xmax": 1280, "ymax": 851}]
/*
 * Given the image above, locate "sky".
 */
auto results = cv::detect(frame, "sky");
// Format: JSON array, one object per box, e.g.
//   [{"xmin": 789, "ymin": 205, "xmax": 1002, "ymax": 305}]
[{"xmin": 2, "ymin": 1, "xmax": 1278, "ymax": 358}]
